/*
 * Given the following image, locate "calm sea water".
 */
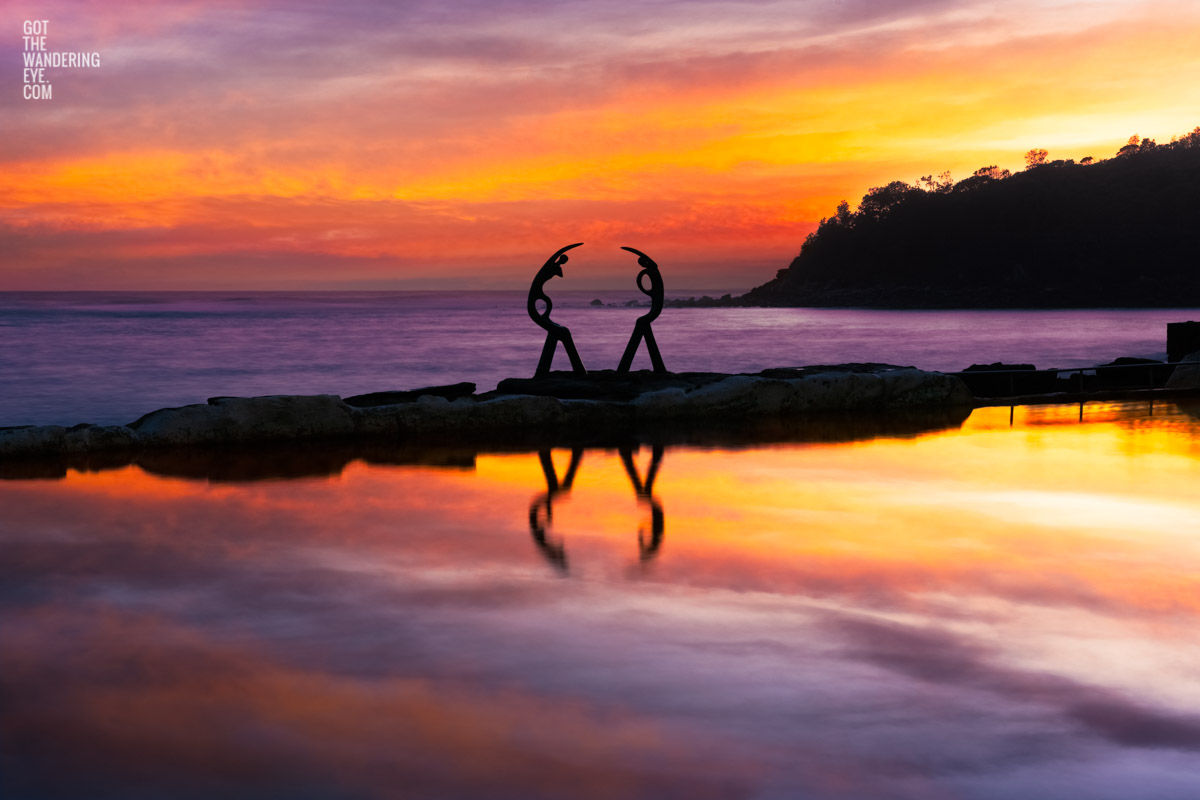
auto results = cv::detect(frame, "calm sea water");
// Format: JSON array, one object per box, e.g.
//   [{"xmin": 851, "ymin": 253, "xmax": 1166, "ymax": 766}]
[
  {"xmin": 1, "ymin": 291, "xmax": 1196, "ymax": 426},
  {"xmin": 4, "ymin": 403, "xmax": 1200, "ymax": 798}
]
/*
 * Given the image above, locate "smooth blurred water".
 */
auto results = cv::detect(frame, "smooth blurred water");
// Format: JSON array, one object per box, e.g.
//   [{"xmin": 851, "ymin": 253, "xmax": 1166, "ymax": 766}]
[
  {"xmin": 5, "ymin": 403, "xmax": 1200, "ymax": 798},
  {"xmin": 1, "ymin": 291, "xmax": 1195, "ymax": 426}
]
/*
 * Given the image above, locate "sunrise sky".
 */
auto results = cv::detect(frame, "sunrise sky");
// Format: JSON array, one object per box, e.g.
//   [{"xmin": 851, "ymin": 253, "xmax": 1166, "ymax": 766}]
[{"xmin": 3, "ymin": 0, "xmax": 1199, "ymax": 290}]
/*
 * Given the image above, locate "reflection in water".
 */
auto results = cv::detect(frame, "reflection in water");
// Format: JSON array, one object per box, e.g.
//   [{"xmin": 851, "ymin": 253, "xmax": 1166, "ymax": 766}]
[
  {"xmin": 529, "ymin": 445, "xmax": 665, "ymax": 572},
  {"xmin": 619, "ymin": 444, "xmax": 664, "ymax": 564},
  {"xmin": 0, "ymin": 404, "xmax": 972, "ymax": 483},
  {"xmin": 4, "ymin": 402, "xmax": 1200, "ymax": 798},
  {"xmin": 529, "ymin": 448, "xmax": 583, "ymax": 572}
]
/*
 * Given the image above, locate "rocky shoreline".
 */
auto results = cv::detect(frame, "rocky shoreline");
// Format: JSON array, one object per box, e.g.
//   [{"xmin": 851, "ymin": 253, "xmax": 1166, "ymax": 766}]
[{"xmin": 0, "ymin": 366, "xmax": 971, "ymax": 460}]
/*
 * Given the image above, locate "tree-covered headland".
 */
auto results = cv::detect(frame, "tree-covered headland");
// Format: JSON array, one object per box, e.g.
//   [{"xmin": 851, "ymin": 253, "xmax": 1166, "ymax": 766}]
[{"xmin": 741, "ymin": 127, "xmax": 1200, "ymax": 308}]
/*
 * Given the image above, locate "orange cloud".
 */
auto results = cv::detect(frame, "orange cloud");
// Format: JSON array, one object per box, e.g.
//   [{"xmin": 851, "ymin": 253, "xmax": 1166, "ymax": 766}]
[{"xmin": 3, "ymin": 1, "xmax": 1200, "ymax": 287}]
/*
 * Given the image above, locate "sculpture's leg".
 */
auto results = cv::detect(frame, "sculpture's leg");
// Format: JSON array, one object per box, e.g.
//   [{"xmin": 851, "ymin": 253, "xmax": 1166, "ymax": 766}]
[
  {"xmin": 562, "ymin": 447, "xmax": 584, "ymax": 489},
  {"xmin": 643, "ymin": 326, "xmax": 666, "ymax": 373},
  {"xmin": 618, "ymin": 445, "xmax": 643, "ymax": 493},
  {"xmin": 535, "ymin": 332, "xmax": 558, "ymax": 378},
  {"xmin": 530, "ymin": 448, "xmax": 569, "ymax": 572},
  {"xmin": 560, "ymin": 328, "xmax": 587, "ymax": 375},
  {"xmin": 617, "ymin": 321, "xmax": 644, "ymax": 373},
  {"xmin": 639, "ymin": 500, "xmax": 665, "ymax": 562},
  {"xmin": 538, "ymin": 449, "xmax": 559, "ymax": 492},
  {"xmin": 644, "ymin": 443, "xmax": 663, "ymax": 491},
  {"xmin": 529, "ymin": 496, "xmax": 567, "ymax": 572},
  {"xmin": 618, "ymin": 319, "xmax": 665, "ymax": 373}
]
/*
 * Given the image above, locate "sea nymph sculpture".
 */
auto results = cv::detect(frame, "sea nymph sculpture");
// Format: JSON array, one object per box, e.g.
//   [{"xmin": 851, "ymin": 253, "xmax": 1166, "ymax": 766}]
[
  {"xmin": 528, "ymin": 243, "xmax": 587, "ymax": 378},
  {"xmin": 527, "ymin": 243, "xmax": 667, "ymax": 377},
  {"xmin": 616, "ymin": 246, "xmax": 666, "ymax": 373}
]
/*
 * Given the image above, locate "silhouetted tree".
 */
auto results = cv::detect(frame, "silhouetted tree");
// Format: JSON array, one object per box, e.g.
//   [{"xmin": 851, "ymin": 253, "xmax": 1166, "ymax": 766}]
[
  {"xmin": 740, "ymin": 123, "xmax": 1200, "ymax": 308},
  {"xmin": 1117, "ymin": 134, "xmax": 1142, "ymax": 157},
  {"xmin": 973, "ymin": 165, "xmax": 1011, "ymax": 180},
  {"xmin": 858, "ymin": 181, "xmax": 920, "ymax": 220},
  {"xmin": 834, "ymin": 199, "xmax": 853, "ymax": 226},
  {"xmin": 1174, "ymin": 127, "xmax": 1200, "ymax": 148},
  {"xmin": 918, "ymin": 171, "xmax": 953, "ymax": 193}
]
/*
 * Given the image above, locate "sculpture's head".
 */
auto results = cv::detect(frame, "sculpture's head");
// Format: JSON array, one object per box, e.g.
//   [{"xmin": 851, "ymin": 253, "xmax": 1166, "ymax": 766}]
[
  {"xmin": 620, "ymin": 246, "xmax": 658, "ymax": 272},
  {"xmin": 543, "ymin": 242, "xmax": 584, "ymax": 278}
]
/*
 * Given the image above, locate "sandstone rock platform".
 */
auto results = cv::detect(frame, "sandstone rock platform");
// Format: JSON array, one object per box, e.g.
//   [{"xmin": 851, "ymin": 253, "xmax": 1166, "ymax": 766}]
[{"xmin": 1, "ymin": 365, "xmax": 972, "ymax": 461}]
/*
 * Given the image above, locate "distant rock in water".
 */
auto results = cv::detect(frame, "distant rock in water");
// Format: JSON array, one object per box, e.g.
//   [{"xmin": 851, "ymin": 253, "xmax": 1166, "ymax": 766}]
[
  {"xmin": 664, "ymin": 294, "xmax": 737, "ymax": 308},
  {"xmin": 742, "ymin": 129, "xmax": 1200, "ymax": 308}
]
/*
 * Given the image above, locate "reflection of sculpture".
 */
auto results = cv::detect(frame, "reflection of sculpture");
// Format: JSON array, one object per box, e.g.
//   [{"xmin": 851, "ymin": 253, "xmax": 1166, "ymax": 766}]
[
  {"xmin": 527, "ymin": 445, "xmax": 666, "ymax": 573},
  {"xmin": 528, "ymin": 243, "xmax": 587, "ymax": 378},
  {"xmin": 617, "ymin": 246, "xmax": 666, "ymax": 373},
  {"xmin": 528, "ymin": 448, "xmax": 583, "ymax": 574},
  {"xmin": 618, "ymin": 444, "xmax": 664, "ymax": 562}
]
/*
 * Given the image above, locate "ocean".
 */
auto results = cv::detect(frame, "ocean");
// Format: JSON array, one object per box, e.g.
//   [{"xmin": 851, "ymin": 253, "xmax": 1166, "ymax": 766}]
[{"xmin": 1, "ymin": 291, "xmax": 1195, "ymax": 426}]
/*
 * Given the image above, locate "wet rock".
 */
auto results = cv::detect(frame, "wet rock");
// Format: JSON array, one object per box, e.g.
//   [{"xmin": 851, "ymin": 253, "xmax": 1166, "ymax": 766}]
[
  {"xmin": 633, "ymin": 376, "xmax": 792, "ymax": 419},
  {"xmin": 344, "ymin": 383, "xmax": 476, "ymax": 407},
  {"xmin": 1166, "ymin": 351, "xmax": 1200, "ymax": 389},
  {"xmin": 787, "ymin": 372, "xmax": 887, "ymax": 411},
  {"xmin": 632, "ymin": 369, "xmax": 969, "ymax": 419},
  {"xmin": 0, "ymin": 425, "xmax": 68, "ymax": 458},
  {"xmin": 62, "ymin": 424, "xmax": 141, "ymax": 454},
  {"xmin": 496, "ymin": 370, "xmax": 721, "ymax": 402},
  {"xmin": 881, "ymin": 368, "xmax": 974, "ymax": 406},
  {"xmin": 0, "ymin": 424, "xmax": 139, "ymax": 470},
  {"xmin": 2, "ymin": 366, "xmax": 973, "ymax": 460},
  {"xmin": 129, "ymin": 395, "xmax": 356, "ymax": 446}
]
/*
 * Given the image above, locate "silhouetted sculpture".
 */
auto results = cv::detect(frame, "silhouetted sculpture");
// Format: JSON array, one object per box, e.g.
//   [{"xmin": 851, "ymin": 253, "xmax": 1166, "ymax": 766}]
[
  {"xmin": 528, "ymin": 243, "xmax": 587, "ymax": 378},
  {"xmin": 618, "ymin": 443, "xmax": 664, "ymax": 562},
  {"xmin": 617, "ymin": 246, "xmax": 666, "ymax": 373},
  {"xmin": 528, "ymin": 448, "xmax": 583, "ymax": 573}
]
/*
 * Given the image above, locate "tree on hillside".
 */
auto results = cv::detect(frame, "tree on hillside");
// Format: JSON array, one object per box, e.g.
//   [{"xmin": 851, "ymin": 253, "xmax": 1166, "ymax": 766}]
[
  {"xmin": 952, "ymin": 165, "xmax": 1011, "ymax": 193},
  {"xmin": 974, "ymin": 165, "xmax": 1011, "ymax": 180},
  {"xmin": 741, "ymin": 121, "xmax": 1200, "ymax": 308},
  {"xmin": 1117, "ymin": 134, "xmax": 1142, "ymax": 157},
  {"xmin": 834, "ymin": 200, "xmax": 853, "ymax": 226},
  {"xmin": 919, "ymin": 171, "xmax": 954, "ymax": 193},
  {"xmin": 1171, "ymin": 127, "xmax": 1200, "ymax": 148},
  {"xmin": 1024, "ymin": 148, "xmax": 1049, "ymax": 168},
  {"xmin": 858, "ymin": 181, "xmax": 920, "ymax": 221}
]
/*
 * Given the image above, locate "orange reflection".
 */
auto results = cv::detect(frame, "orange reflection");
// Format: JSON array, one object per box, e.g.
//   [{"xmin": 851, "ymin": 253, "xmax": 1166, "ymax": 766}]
[
  {"xmin": 9, "ymin": 402, "xmax": 1199, "ymax": 619},
  {"xmin": 5, "ymin": 402, "xmax": 1200, "ymax": 795}
]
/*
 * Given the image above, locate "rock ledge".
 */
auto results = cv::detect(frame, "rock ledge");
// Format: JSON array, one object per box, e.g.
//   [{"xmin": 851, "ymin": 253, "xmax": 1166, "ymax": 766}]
[{"xmin": 1, "ymin": 366, "xmax": 971, "ymax": 459}]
